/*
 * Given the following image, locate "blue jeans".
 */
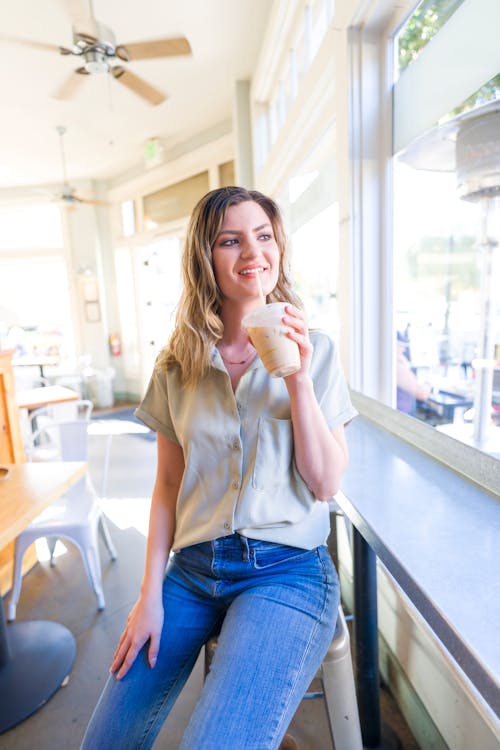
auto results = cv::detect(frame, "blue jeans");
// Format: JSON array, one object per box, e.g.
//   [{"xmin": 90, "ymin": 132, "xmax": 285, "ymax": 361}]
[{"xmin": 80, "ymin": 534, "xmax": 339, "ymax": 749}]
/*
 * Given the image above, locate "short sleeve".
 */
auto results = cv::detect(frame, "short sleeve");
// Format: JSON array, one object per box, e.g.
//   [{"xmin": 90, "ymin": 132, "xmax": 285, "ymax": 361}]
[
  {"xmin": 134, "ymin": 366, "xmax": 180, "ymax": 444},
  {"xmin": 309, "ymin": 330, "xmax": 358, "ymax": 430}
]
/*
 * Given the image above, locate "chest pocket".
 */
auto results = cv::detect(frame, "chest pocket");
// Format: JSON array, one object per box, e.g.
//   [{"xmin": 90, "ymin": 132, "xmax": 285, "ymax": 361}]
[{"xmin": 252, "ymin": 417, "xmax": 293, "ymax": 490}]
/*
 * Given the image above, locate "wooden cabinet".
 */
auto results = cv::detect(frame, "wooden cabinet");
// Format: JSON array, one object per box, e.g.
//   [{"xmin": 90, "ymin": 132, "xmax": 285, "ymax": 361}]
[{"xmin": 0, "ymin": 349, "xmax": 31, "ymax": 595}]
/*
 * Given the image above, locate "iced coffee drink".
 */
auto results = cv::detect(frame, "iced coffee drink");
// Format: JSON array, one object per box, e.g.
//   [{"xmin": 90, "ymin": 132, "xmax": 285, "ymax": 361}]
[{"xmin": 242, "ymin": 302, "xmax": 300, "ymax": 378}]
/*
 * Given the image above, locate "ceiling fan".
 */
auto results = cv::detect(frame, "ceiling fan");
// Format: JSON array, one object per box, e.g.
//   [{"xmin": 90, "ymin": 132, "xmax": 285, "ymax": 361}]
[
  {"xmin": 1, "ymin": 0, "xmax": 191, "ymax": 106},
  {"xmin": 44, "ymin": 125, "xmax": 111, "ymax": 209}
]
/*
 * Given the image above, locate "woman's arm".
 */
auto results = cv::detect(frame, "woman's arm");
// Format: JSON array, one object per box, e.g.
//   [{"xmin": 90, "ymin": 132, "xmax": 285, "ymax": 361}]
[
  {"xmin": 283, "ymin": 306, "xmax": 349, "ymax": 501},
  {"xmin": 111, "ymin": 432, "xmax": 184, "ymax": 679},
  {"xmin": 397, "ymin": 355, "xmax": 431, "ymax": 401}
]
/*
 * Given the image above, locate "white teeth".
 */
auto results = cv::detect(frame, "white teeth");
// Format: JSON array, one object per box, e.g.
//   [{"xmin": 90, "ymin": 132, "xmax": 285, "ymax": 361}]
[{"xmin": 240, "ymin": 267, "xmax": 264, "ymax": 276}]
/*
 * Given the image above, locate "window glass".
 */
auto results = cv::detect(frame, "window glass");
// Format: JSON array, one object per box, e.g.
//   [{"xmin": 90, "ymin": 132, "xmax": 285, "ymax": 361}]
[
  {"xmin": 291, "ymin": 203, "xmax": 339, "ymax": 338},
  {"xmin": 0, "ymin": 256, "xmax": 75, "ymax": 364},
  {"xmin": 394, "ymin": 99, "xmax": 500, "ymax": 457},
  {"xmin": 396, "ymin": 0, "xmax": 465, "ymax": 74},
  {"xmin": 0, "ymin": 203, "xmax": 63, "ymax": 249},
  {"xmin": 442, "ymin": 72, "xmax": 500, "ymax": 121},
  {"xmin": 121, "ymin": 200, "xmax": 136, "ymax": 237}
]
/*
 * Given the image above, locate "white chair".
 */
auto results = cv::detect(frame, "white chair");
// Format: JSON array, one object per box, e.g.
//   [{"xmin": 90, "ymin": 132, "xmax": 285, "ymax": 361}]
[
  {"xmin": 8, "ymin": 418, "xmax": 118, "ymax": 621},
  {"xmin": 25, "ymin": 399, "xmax": 93, "ymax": 460},
  {"xmin": 204, "ymin": 605, "xmax": 362, "ymax": 750}
]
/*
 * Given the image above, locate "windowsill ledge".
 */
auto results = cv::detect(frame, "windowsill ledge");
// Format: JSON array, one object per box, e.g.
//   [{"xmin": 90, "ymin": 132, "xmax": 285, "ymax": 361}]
[{"xmin": 338, "ymin": 392, "xmax": 500, "ymax": 719}]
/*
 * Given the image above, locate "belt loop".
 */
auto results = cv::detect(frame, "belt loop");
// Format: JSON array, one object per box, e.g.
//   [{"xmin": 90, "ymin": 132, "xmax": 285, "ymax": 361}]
[{"xmin": 240, "ymin": 534, "xmax": 250, "ymax": 561}]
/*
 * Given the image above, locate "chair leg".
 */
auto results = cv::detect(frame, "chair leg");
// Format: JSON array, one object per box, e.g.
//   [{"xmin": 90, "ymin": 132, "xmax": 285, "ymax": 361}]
[
  {"xmin": 98, "ymin": 514, "xmax": 118, "ymax": 561},
  {"xmin": 46, "ymin": 536, "xmax": 58, "ymax": 566},
  {"xmin": 7, "ymin": 538, "xmax": 30, "ymax": 621},
  {"xmin": 321, "ymin": 612, "xmax": 363, "ymax": 750},
  {"xmin": 78, "ymin": 529, "xmax": 106, "ymax": 611}
]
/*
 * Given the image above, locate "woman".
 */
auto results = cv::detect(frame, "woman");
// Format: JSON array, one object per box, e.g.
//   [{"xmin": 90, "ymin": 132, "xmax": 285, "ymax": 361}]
[{"xmin": 81, "ymin": 186, "xmax": 357, "ymax": 749}]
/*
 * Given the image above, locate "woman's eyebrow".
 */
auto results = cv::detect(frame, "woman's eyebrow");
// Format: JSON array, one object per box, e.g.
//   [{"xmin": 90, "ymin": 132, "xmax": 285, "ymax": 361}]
[{"xmin": 218, "ymin": 223, "xmax": 272, "ymax": 236}]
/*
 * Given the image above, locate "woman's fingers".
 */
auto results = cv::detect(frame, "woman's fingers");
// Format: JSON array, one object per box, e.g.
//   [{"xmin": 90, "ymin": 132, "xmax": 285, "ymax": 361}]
[
  {"xmin": 111, "ymin": 631, "xmax": 148, "ymax": 680},
  {"xmin": 283, "ymin": 307, "xmax": 310, "ymax": 343},
  {"xmin": 283, "ymin": 305, "xmax": 313, "ymax": 376},
  {"xmin": 148, "ymin": 632, "xmax": 161, "ymax": 669},
  {"xmin": 110, "ymin": 634, "xmax": 131, "ymax": 674},
  {"xmin": 283, "ymin": 306, "xmax": 308, "ymax": 336},
  {"xmin": 109, "ymin": 598, "xmax": 164, "ymax": 679}
]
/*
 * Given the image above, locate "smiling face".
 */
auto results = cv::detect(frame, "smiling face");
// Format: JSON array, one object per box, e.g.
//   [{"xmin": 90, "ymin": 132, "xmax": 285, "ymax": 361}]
[{"xmin": 211, "ymin": 200, "xmax": 280, "ymax": 307}]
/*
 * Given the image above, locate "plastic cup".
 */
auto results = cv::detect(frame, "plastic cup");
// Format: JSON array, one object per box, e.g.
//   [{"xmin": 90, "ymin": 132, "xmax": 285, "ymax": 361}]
[{"xmin": 242, "ymin": 302, "xmax": 300, "ymax": 378}]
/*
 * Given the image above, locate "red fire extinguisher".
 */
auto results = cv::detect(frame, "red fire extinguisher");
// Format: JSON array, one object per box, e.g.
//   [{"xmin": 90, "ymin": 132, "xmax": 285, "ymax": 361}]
[{"xmin": 109, "ymin": 333, "xmax": 122, "ymax": 356}]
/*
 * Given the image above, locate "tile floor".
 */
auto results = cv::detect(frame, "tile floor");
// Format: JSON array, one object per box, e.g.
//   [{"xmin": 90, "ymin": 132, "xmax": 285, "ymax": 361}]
[{"xmin": 1, "ymin": 409, "xmax": 421, "ymax": 749}]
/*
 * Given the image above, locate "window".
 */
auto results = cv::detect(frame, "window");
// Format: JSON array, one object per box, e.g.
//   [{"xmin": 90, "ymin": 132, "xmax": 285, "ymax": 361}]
[
  {"xmin": 0, "ymin": 203, "xmax": 63, "ymax": 249},
  {"xmin": 0, "ymin": 203, "xmax": 74, "ymax": 364},
  {"xmin": 396, "ymin": 0, "xmax": 466, "ymax": 75},
  {"xmin": 291, "ymin": 204, "xmax": 339, "ymax": 336},
  {"xmin": 0, "ymin": 256, "xmax": 75, "ymax": 364},
  {"xmin": 121, "ymin": 200, "xmax": 136, "ymax": 238},
  {"xmin": 393, "ymin": 1, "xmax": 500, "ymax": 454}
]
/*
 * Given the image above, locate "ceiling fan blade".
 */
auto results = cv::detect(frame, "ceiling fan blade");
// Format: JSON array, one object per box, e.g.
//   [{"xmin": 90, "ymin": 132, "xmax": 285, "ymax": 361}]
[
  {"xmin": 61, "ymin": 200, "xmax": 79, "ymax": 212},
  {"xmin": 74, "ymin": 196, "xmax": 112, "ymax": 207},
  {"xmin": 111, "ymin": 66, "xmax": 166, "ymax": 106},
  {"xmin": 0, "ymin": 35, "xmax": 61, "ymax": 54},
  {"xmin": 53, "ymin": 70, "xmax": 88, "ymax": 100},
  {"xmin": 119, "ymin": 36, "xmax": 191, "ymax": 61}
]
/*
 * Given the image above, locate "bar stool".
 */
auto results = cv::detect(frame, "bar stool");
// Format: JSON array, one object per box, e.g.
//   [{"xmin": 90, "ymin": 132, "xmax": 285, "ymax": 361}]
[{"xmin": 204, "ymin": 605, "xmax": 362, "ymax": 750}]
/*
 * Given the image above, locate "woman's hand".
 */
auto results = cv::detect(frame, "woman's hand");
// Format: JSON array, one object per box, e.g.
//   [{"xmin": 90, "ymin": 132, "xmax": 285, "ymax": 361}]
[
  {"xmin": 110, "ymin": 594, "xmax": 164, "ymax": 680},
  {"xmin": 282, "ymin": 305, "xmax": 313, "ymax": 379}
]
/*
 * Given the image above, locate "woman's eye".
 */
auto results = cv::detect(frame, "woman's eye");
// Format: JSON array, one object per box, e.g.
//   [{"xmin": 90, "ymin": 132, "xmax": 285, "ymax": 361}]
[
  {"xmin": 220, "ymin": 238, "xmax": 238, "ymax": 246},
  {"xmin": 259, "ymin": 233, "xmax": 272, "ymax": 241}
]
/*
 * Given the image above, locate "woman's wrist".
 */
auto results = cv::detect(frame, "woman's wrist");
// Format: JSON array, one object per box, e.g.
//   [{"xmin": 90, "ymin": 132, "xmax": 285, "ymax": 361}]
[
  {"xmin": 284, "ymin": 371, "xmax": 314, "ymax": 398},
  {"xmin": 139, "ymin": 579, "xmax": 164, "ymax": 603}
]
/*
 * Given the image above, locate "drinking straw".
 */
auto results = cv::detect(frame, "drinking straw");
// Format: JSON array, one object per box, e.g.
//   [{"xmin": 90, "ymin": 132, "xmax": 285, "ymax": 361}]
[{"xmin": 255, "ymin": 271, "xmax": 266, "ymax": 306}]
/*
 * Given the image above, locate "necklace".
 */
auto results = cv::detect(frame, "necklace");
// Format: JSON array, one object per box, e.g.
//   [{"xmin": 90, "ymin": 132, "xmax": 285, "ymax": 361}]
[{"xmin": 219, "ymin": 345, "xmax": 255, "ymax": 365}]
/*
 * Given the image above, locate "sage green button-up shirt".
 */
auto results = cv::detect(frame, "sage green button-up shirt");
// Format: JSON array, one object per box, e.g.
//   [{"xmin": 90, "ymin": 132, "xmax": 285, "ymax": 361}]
[{"xmin": 135, "ymin": 330, "xmax": 357, "ymax": 551}]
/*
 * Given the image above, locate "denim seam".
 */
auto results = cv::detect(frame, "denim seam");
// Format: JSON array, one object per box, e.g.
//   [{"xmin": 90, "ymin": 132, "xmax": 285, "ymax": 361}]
[
  {"xmin": 268, "ymin": 547, "xmax": 332, "ymax": 748},
  {"xmin": 137, "ymin": 623, "xmax": 220, "ymax": 749}
]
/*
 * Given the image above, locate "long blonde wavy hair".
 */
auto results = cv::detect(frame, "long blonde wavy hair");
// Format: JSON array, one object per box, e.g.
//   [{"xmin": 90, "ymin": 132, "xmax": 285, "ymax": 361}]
[{"xmin": 157, "ymin": 186, "xmax": 301, "ymax": 388}]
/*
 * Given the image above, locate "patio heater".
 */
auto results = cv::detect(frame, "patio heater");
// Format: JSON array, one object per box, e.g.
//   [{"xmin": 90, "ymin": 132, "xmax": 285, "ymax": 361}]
[{"xmin": 400, "ymin": 101, "xmax": 500, "ymax": 450}]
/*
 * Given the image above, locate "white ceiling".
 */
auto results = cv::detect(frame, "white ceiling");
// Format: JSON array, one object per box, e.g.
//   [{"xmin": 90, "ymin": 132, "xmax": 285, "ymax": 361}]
[{"xmin": 0, "ymin": 0, "xmax": 272, "ymax": 191}]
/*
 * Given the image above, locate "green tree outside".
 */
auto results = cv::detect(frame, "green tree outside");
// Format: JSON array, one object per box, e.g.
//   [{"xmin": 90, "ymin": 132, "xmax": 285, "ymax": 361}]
[{"xmin": 398, "ymin": 0, "xmax": 500, "ymax": 115}]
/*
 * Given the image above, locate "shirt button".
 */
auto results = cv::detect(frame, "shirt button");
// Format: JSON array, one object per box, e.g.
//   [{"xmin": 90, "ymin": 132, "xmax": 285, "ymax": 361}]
[
  {"xmin": 232, "ymin": 479, "xmax": 239, "ymax": 489},
  {"xmin": 224, "ymin": 522, "xmax": 231, "ymax": 529},
  {"xmin": 232, "ymin": 439, "xmax": 240, "ymax": 450}
]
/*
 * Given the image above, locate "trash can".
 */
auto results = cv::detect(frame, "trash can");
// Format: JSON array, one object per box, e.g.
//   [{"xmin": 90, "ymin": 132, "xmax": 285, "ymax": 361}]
[{"xmin": 85, "ymin": 367, "xmax": 115, "ymax": 409}]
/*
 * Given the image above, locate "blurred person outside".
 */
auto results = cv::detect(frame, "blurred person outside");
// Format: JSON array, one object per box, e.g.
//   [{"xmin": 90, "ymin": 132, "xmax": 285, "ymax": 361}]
[{"xmin": 396, "ymin": 330, "xmax": 431, "ymax": 415}]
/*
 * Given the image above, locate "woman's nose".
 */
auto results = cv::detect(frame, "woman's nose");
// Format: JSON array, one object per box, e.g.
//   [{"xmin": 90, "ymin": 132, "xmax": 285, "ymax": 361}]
[{"xmin": 240, "ymin": 237, "xmax": 259, "ymax": 258}]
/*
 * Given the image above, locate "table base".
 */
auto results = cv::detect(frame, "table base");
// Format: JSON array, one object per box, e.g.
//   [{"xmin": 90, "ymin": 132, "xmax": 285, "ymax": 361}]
[
  {"xmin": 0, "ymin": 620, "xmax": 76, "ymax": 733},
  {"xmin": 363, "ymin": 722, "xmax": 404, "ymax": 749}
]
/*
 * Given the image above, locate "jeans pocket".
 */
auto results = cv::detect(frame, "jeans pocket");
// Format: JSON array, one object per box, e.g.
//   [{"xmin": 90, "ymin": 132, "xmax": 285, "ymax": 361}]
[
  {"xmin": 252, "ymin": 542, "xmax": 317, "ymax": 570},
  {"xmin": 174, "ymin": 542, "xmax": 213, "ymax": 576}
]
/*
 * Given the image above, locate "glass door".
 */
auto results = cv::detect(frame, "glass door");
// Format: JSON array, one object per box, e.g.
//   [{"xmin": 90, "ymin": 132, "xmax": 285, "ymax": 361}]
[{"xmin": 133, "ymin": 235, "xmax": 183, "ymax": 389}]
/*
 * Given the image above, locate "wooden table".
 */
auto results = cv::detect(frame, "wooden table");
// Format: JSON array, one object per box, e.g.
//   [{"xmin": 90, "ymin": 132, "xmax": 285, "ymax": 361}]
[
  {"xmin": 13, "ymin": 356, "xmax": 60, "ymax": 380},
  {"xmin": 0, "ymin": 461, "xmax": 87, "ymax": 733},
  {"xmin": 16, "ymin": 385, "xmax": 79, "ymax": 411}
]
